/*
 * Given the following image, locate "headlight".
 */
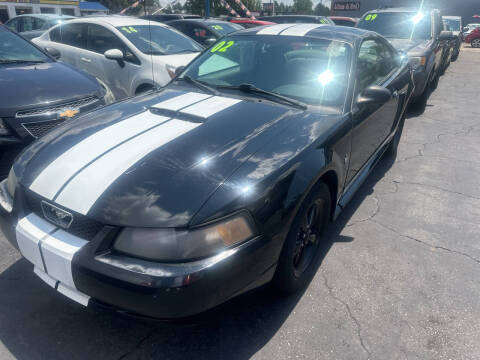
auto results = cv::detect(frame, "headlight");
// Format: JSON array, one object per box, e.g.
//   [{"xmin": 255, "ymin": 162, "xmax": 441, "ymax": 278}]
[
  {"xmin": 113, "ymin": 212, "xmax": 257, "ymax": 262},
  {"xmin": 409, "ymin": 56, "xmax": 427, "ymax": 70},
  {"xmin": 0, "ymin": 118, "xmax": 10, "ymax": 136},
  {"xmin": 6, "ymin": 167, "xmax": 17, "ymax": 198}
]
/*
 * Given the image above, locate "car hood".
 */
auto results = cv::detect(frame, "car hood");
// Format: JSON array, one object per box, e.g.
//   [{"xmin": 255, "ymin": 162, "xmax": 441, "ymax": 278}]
[
  {"xmin": 15, "ymin": 87, "xmax": 300, "ymax": 228},
  {"xmin": 0, "ymin": 61, "xmax": 103, "ymax": 117},
  {"xmin": 387, "ymin": 38, "xmax": 429, "ymax": 54}
]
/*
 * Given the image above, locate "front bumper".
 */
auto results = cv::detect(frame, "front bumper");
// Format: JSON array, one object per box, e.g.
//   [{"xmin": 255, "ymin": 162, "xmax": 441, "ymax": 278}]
[{"xmin": 0, "ymin": 185, "xmax": 277, "ymax": 319}]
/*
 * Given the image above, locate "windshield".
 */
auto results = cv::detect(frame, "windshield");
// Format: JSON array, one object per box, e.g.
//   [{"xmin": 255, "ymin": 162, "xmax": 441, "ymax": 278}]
[
  {"xmin": 117, "ymin": 25, "xmax": 203, "ymax": 55},
  {"xmin": 358, "ymin": 12, "xmax": 432, "ymax": 40},
  {"xmin": 180, "ymin": 35, "xmax": 351, "ymax": 110},
  {"xmin": 443, "ymin": 18, "xmax": 461, "ymax": 32},
  {"xmin": 0, "ymin": 27, "xmax": 50, "ymax": 63},
  {"xmin": 208, "ymin": 22, "xmax": 243, "ymax": 35}
]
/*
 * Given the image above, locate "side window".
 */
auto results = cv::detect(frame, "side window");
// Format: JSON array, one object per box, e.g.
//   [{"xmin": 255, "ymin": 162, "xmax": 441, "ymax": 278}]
[
  {"xmin": 33, "ymin": 17, "xmax": 47, "ymax": 30},
  {"xmin": 183, "ymin": 25, "xmax": 216, "ymax": 45},
  {"xmin": 86, "ymin": 24, "xmax": 138, "ymax": 64},
  {"xmin": 49, "ymin": 26, "xmax": 60, "ymax": 42},
  {"xmin": 87, "ymin": 24, "xmax": 125, "ymax": 54},
  {"xmin": 57, "ymin": 23, "xmax": 86, "ymax": 48},
  {"xmin": 356, "ymin": 39, "xmax": 396, "ymax": 94},
  {"xmin": 22, "ymin": 16, "xmax": 35, "ymax": 32},
  {"xmin": 6, "ymin": 18, "xmax": 19, "ymax": 32}
]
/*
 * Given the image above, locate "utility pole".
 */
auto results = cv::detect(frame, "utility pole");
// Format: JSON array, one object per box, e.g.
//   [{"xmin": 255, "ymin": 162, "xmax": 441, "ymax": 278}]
[{"xmin": 205, "ymin": 0, "xmax": 210, "ymax": 17}]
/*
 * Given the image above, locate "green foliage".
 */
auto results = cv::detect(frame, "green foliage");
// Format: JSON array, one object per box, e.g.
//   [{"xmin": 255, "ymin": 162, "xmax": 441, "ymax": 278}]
[
  {"xmin": 293, "ymin": 0, "xmax": 313, "ymax": 15},
  {"xmin": 314, "ymin": 2, "xmax": 329, "ymax": 16}
]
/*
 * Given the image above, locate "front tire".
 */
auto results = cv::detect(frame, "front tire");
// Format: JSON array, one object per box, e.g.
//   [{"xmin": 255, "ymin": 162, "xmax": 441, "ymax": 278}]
[
  {"xmin": 472, "ymin": 39, "xmax": 480, "ymax": 48},
  {"xmin": 385, "ymin": 113, "xmax": 406, "ymax": 158},
  {"xmin": 273, "ymin": 182, "xmax": 331, "ymax": 293}
]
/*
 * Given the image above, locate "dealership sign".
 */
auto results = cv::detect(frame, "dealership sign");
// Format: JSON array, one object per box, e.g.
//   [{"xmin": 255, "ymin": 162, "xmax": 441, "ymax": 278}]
[{"xmin": 333, "ymin": 1, "xmax": 361, "ymax": 11}]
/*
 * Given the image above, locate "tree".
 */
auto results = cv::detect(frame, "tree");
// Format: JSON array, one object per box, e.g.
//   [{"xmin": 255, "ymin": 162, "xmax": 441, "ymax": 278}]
[
  {"xmin": 293, "ymin": 0, "xmax": 312, "ymax": 14},
  {"xmin": 314, "ymin": 1, "xmax": 329, "ymax": 16}
]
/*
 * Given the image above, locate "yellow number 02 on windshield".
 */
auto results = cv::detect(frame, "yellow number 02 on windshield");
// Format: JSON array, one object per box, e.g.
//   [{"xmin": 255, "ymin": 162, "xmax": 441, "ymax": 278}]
[{"xmin": 210, "ymin": 41, "xmax": 235, "ymax": 53}]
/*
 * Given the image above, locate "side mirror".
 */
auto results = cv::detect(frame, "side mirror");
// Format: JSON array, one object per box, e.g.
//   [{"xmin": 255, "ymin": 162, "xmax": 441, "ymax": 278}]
[
  {"xmin": 45, "ymin": 47, "xmax": 61, "ymax": 59},
  {"xmin": 175, "ymin": 66, "xmax": 185, "ymax": 76},
  {"xmin": 204, "ymin": 37, "xmax": 217, "ymax": 46},
  {"xmin": 104, "ymin": 49, "xmax": 124, "ymax": 60},
  {"xmin": 463, "ymin": 27, "xmax": 469, "ymax": 32},
  {"xmin": 439, "ymin": 30, "xmax": 454, "ymax": 41},
  {"xmin": 357, "ymin": 85, "xmax": 392, "ymax": 106}
]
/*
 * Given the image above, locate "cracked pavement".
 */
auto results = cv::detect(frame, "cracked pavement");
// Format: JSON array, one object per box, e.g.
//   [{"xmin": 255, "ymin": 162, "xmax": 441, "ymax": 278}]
[{"xmin": 1, "ymin": 50, "xmax": 480, "ymax": 360}]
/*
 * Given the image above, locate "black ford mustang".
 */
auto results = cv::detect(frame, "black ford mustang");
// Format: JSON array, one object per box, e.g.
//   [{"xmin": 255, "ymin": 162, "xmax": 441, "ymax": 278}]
[{"xmin": 0, "ymin": 25, "xmax": 413, "ymax": 319}]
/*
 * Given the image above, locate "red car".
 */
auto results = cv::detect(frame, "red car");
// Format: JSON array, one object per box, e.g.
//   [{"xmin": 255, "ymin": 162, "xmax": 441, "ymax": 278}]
[
  {"xmin": 229, "ymin": 18, "xmax": 275, "ymax": 28},
  {"xmin": 329, "ymin": 16, "xmax": 358, "ymax": 27},
  {"xmin": 465, "ymin": 27, "xmax": 480, "ymax": 48}
]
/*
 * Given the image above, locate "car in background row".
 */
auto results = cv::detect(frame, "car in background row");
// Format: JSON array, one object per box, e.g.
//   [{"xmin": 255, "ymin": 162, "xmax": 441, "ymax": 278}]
[
  {"xmin": 0, "ymin": 24, "xmax": 413, "ymax": 320},
  {"xmin": 465, "ymin": 27, "xmax": 480, "ymax": 48},
  {"xmin": 33, "ymin": 16, "xmax": 202, "ymax": 101},
  {"xmin": 5, "ymin": 14, "xmax": 74, "ymax": 40},
  {"xmin": 140, "ymin": 13, "xmax": 202, "ymax": 22},
  {"xmin": 0, "ymin": 25, "xmax": 105, "ymax": 151},
  {"xmin": 257, "ymin": 15, "xmax": 334, "ymax": 25},
  {"xmin": 166, "ymin": 19, "xmax": 243, "ymax": 47},
  {"xmin": 443, "ymin": 15, "xmax": 462, "ymax": 61},
  {"xmin": 329, "ymin": 16, "xmax": 358, "ymax": 27},
  {"xmin": 357, "ymin": 8, "xmax": 453, "ymax": 108},
  {"xmin": 463, "ymin": 23, "xmax": 480, "ymax": 37},
  {"xmin": 228, "ymin": 18, "xmax": 275, "ymax": 28}
]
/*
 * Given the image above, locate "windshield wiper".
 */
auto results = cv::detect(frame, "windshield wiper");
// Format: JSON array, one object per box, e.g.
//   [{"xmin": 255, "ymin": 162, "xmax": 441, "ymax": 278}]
[
  {"xmin": 179, "ymin": 75, "xmax": 219, "ymax": 95},
  {"xmin": 0, "ymin": 59, "xmax": 47, "ymax": 64},
  {"xmin": 173, "ymin": 49, "xmax": 199, "ymax": 54},
  {"xmin": 217, "ymin": 83, "xmax": 308, "ymax": 110}
]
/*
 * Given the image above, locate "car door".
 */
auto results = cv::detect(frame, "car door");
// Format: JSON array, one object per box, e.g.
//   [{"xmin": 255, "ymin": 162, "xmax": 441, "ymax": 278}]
[
  {"xmin": 346, "ymin": 37, "xmax": 400, "ymax": 183},
  {"xmin": 80, "ymin": 23, "xmax": 135, "ymax": 100},
  {"xmin": 46, "ymin": 22, "xmax": 86, "ymax": 68}
]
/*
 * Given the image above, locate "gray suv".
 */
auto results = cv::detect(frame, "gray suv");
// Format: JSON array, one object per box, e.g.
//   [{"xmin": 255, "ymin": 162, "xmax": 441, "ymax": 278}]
[{"xmin": 357, "ymin": 8, "xmax": 453, "ymax": 107}]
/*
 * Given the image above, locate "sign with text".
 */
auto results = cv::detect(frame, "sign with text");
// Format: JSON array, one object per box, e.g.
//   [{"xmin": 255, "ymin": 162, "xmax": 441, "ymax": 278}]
[{"xmin": 333, "ymin": 1, "xmax": 361, "ymax": 11}]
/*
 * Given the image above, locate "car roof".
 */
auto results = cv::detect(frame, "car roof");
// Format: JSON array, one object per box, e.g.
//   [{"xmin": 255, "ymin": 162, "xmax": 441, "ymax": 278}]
[
  {"xmin": 329, "ymin": 16, "xmax": 357, "ymax": 21},
  {"xmin": 366, "ymin": 7, "xmax": 439, "ymax": 14},
  {"xmin": 9, "ymin": 14, "xmax": 75, "ymax": 20},
  {"xmin": 443, "ymin": 16, "xmax": 461, "ymax": 19},
  {"xmin": 171, "ymin": 18, "xmax": 233, "ymax": 24},
  {"xmin": 66, "ymin": 16, "xmax": 167, "ymax": 27},
  {"xmin": 236, "ymin": 24, "xmax": 373, "ymax": 44}
]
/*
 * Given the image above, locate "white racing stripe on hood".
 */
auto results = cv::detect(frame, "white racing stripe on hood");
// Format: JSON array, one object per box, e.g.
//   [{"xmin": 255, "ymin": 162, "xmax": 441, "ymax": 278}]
[
  {"xmin": 256, "ymin": 23, "xmax": 296, "ymax": 35},
  {"xmin": 30, "ymin": 112, "xmax": 170, "ymax": 200},
  {"xmin": 180, "ymin": 96, "xmax": 242, "ymax": 118},
  {"xmin": 152, "ymin": 92, "xmax": 212, "ymax": 111},
  {"xmin": 280, "ymin": 24, "xmax": 322, "ymax": 36},
  {"xmin": 55, "ymin": 119, "xmax": 201, "ymax": 215}
]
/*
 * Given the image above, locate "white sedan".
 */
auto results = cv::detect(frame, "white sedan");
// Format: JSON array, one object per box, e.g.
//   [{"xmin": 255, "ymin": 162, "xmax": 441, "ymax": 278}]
[{"xmin": 33, "ymin": 16, "xmax": 203, "ymax": 101}]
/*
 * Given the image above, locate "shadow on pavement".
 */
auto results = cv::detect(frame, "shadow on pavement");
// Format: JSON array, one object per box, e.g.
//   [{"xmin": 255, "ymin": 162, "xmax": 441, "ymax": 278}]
[{"xmin": 0, "ymin": 152, "xmax": 396, "ymax": 360}]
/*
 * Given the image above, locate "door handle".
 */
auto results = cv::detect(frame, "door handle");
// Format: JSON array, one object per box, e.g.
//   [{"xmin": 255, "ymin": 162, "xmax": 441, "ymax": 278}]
[{"xmin": 80, "ymin": 57, "xmax": 91, "ymax": 63}]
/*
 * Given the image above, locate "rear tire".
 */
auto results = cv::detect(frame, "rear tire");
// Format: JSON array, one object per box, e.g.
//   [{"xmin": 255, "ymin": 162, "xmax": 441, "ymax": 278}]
[{"xmin": 273, "ymin": 182, "xmax": 331, "ymax": 293}]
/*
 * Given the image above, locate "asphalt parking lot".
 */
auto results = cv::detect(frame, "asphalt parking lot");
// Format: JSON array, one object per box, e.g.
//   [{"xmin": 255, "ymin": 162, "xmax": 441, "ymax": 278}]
[{"xmin": 1, "ymin": 48, "xmax": 480, "ymax": 360}]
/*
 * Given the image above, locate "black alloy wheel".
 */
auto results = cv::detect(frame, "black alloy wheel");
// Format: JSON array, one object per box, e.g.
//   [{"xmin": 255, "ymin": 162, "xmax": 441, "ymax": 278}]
[{"xmin": 273, "ymin": 182, "xmax": 331, "ymax": 293}]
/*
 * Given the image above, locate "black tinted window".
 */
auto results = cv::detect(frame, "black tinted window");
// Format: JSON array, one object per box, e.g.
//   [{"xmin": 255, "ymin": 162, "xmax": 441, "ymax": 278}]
[
  {"xmin": 53, "ymin": 23, "xmax": 86, "ymax": 48},
  {"xmin": 87, "ymin": 24, "xmax": 125, "ymax": 54}
]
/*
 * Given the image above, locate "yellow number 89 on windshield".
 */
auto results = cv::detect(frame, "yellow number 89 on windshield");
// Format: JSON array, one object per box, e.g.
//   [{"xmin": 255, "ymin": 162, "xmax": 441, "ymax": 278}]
[{"xmin": 210, "ymin": 41, "xmax": 235, "ymax": 53}]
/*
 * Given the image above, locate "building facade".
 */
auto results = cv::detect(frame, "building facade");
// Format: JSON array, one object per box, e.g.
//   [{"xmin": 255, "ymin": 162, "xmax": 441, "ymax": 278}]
[
  {"xmin": 0, "ymin": 0, "xmax": 80, "ymax": 23},
  {"xmin": 330, "ymin": 0, "xmax": 479, "ymax": 24}
]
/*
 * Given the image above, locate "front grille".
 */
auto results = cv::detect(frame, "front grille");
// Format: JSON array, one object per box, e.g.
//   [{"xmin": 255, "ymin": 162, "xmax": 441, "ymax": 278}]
[
  {"xmin": 24, "ymin": 191, "xmax": 104, "ymax": 241},
  {"xmin": 16, "ymin": 96, "xmax": 98, "ymax": 118},
  {"xmin": 22, "ymin": 119, "xmax": 66, "ymax": 139}
]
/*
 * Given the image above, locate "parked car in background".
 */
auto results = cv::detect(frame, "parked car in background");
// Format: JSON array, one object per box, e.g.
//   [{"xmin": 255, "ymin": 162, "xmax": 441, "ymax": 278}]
[
  {"xmin": 228, "ymin": 17, "xmax": 275, "ymax": 28},
  {"xmin": 463, "ymin": 23, "xmax": 480, "ymax": 37},
  {"xmin": 465, "ymin": 27, "xmax": 480, "ymax": 48},
  {"xmin": 257, "ymin": 15, "xmax": 334, "ymax": 25},
  {"xmin": 329, "ymin": 16, "xmax": 358, "ymax": 27},
  {"xmin": 33, "ymin": 16, "xmax": 202, "ymax": 101},
  {"xmin": 443, "ymin": 16, "xmax": 462, "ymax": 61},
  {"xmin": 0, "ymin": 25, "xmax": 105, "ymax": 154},
  {"xmin": 357, "ymin": 8, "xmax": 453, "ymax": 107},
  {"xmin": 166, "ymin": 19, "xmax": 243, "ymax": 47},
  {"xmin": 5, "ymin": 14, "xmax": 74, "ymax": 40},
  {"xmin": 0, "ymin": 24, "xmax": 413, "ymax": 320},
  {"xmin": 140, "ymin": 14, "xmax": 202, "ymax": 22}
]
